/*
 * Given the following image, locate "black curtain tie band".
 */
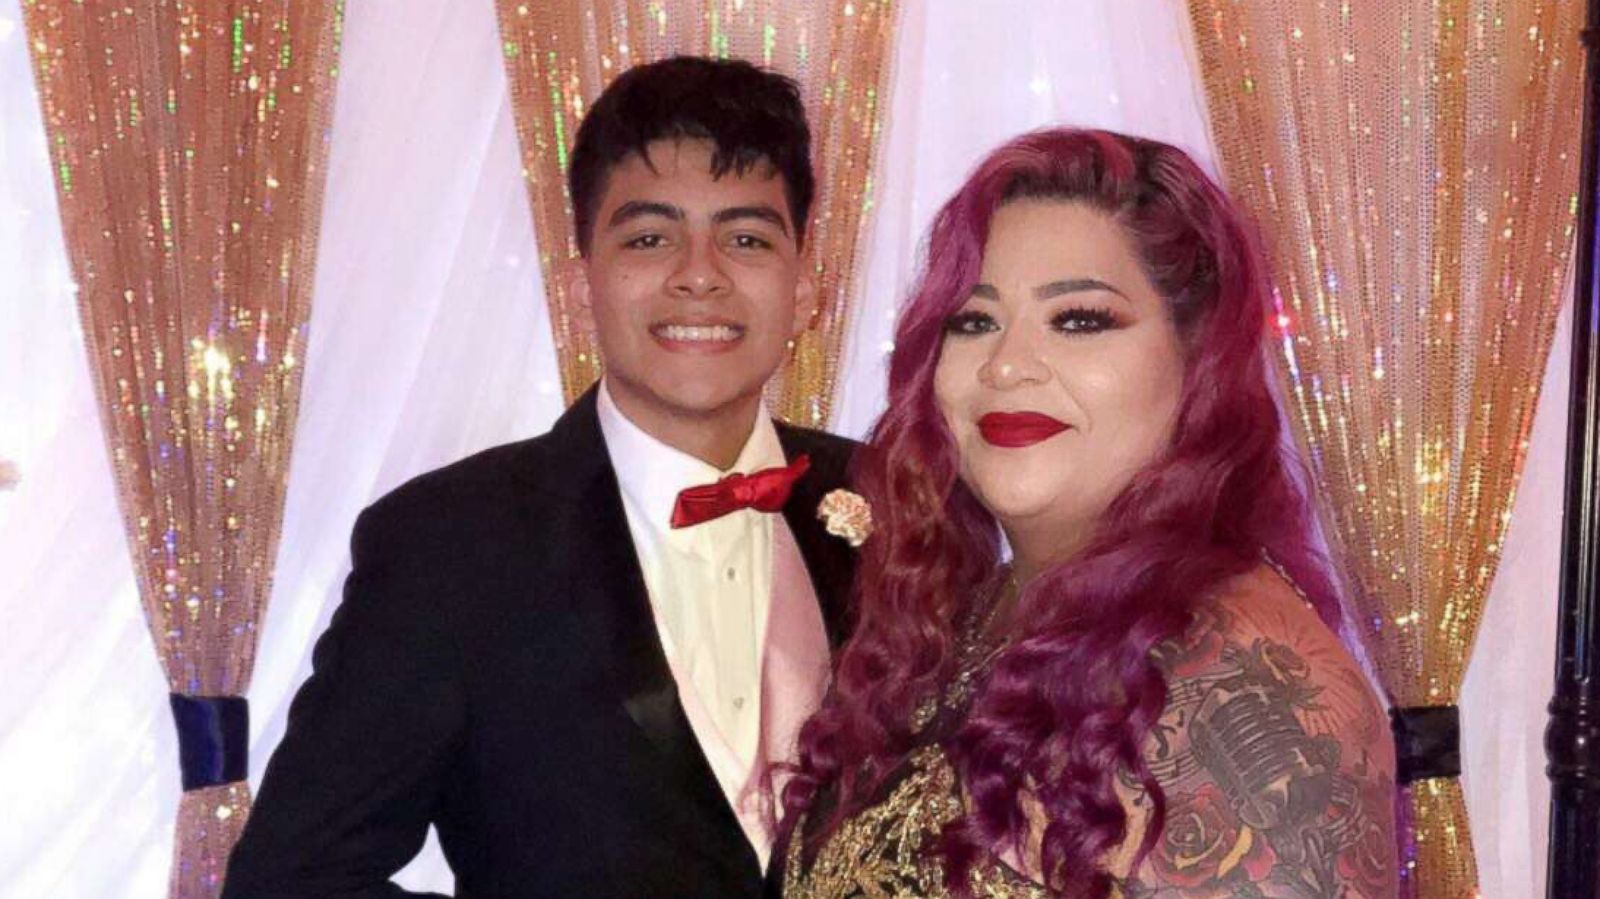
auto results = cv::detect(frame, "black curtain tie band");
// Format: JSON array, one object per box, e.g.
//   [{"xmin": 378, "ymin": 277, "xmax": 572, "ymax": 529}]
[
  {"xmin": 1389, "ymin": 704, "xmax": 1461, "ymax": 785},
  {"xmin": 169, "ymin": 693, "xmax": 249, "ymax": 792}
]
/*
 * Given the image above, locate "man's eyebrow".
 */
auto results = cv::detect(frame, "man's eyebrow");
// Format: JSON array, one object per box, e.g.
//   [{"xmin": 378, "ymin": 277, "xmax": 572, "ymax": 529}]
[
  {"xmin": 607, "ymin": 201, "xmax": 683, "ymax": 228},
  {"xmin": 711, "ymin": 204, "xmax": 790, "ymax": 236}
]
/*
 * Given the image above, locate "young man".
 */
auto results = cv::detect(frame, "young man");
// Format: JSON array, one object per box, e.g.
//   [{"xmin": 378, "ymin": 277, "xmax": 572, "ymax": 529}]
[{"xmin": 224, "ymin": 56, "xmax": 858, "ymax": 898}]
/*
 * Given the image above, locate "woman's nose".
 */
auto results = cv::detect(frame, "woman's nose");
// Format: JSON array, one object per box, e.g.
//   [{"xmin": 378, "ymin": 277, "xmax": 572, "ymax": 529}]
[{"xmin": 978, "ymin": 324, "xmax": 1050, "ymax": 389}]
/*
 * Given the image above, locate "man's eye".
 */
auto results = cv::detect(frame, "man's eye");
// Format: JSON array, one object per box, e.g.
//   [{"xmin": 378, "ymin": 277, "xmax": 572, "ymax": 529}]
[
  {"xmin": 1052, "ymin": 307, "xmax": 1119, "ymax": 334},
  {"xmin": 624, "ymin": 234, "xmax": 666, "ymax": 249},
  {"xmin": 943, "ymin": 310, "xmax": 998, "ymax": 336},
  {"xmin": 731, "ymin": 233, "xmax": 774, "ymax": 250}
]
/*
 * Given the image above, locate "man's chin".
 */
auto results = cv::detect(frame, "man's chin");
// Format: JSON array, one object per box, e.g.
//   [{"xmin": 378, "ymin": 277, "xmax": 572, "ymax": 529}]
[
  {"xmin": 611, "ymin": 375, "xmax": 767, "ymax": 422},
  {"xmin": 654, "ymin": 387, "xmax": 765, "ymax": 422},
  {"xmin": 640, "ymin": 362, "xmax": 775, "ymax": 409}
]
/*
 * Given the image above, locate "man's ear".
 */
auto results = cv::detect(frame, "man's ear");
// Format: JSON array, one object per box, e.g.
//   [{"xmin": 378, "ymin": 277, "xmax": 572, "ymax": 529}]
[
  {"xmin": 568, "ymin": 264, "xmax": 596, "ymax": 334},
  {"xmin": 791, "ymin": 269, "xmax": 818, "ymax": 337}
]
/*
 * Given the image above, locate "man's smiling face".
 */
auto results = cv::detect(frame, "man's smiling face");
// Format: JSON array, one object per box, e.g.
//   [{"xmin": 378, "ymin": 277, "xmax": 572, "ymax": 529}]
[{"xmin": 574, "ymin": 137, "xmax": 814, "ymax": 447}]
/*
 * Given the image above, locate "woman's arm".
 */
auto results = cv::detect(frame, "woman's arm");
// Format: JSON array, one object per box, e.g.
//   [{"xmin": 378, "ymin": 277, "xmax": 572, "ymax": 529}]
[{"xmin": 1121, "ymin": 568, "xmax": 1397, "ymax": 899}]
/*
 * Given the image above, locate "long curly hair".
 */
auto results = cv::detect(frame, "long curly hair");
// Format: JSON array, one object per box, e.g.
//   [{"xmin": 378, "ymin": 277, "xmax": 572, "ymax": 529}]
[{"xmin": 780, "ymin": 128, "xmax": 1343, "ymax": 897}]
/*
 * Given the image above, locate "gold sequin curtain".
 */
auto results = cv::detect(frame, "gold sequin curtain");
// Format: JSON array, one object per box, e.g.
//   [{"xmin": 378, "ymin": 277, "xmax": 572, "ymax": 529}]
[
  {"xmin": 494, "ymin": 0, "xmax": 896, "ymax": 426},
  {"xmin": 21, "ymin": 2, "xmax": 342, "ymax": 895},
  {"xmin": 1187, "ymin": 1, "xmax": 1583, "ymax": 896}
]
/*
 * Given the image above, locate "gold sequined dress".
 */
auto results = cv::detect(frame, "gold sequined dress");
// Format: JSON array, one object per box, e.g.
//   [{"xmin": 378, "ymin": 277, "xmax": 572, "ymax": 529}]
[
  {"xmin": 781, "ymin": 605, "xmax": 1048, "ymax": 899},
  {"xmin": 781, "ymin": 743, "xmax": 1047, "ymax": 898}
]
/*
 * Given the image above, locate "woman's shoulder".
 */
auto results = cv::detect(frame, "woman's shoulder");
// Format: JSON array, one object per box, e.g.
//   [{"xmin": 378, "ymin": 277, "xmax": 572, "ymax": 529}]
[
  {"xmin": 1204, "ymin": 562, "xmax": 1343, "ymax": 642},
  {"xmin": 1182, "ymin": 564, "xmax": 1388, "ymax": 746},
  {"xmin": 1123, "ymin": 563, "xmax": 1398, "ymax": 898},
  {"xmin": 1157, "ymin": 562, "xmax": 1393, "ymax": 766}
]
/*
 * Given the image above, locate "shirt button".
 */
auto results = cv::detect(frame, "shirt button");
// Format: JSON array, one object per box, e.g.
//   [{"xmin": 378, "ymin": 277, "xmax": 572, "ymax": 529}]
[
  {"xmin": 726, "ymin": 567, "xmax": 738, "ymax": 582},
  {"xmin": 733, "ymin": 697, "xmax": 746, "ymax": 710}
]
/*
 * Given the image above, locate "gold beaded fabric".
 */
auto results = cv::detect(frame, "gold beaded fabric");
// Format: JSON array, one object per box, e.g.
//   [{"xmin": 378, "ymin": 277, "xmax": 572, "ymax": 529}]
[
  {"xmin": 1186, "ymin": 1, "xmax": 1584, "ymax": 896},
  {"xmin": 493, "ymin": 0, "xmax": 897, "ymax": 427},
  {"xmin": 784, "ymin": 605, "xmax": 1048, "ymax": 899},
  {"xmin": 21, "ymin": 1, "xmax": 343, "ymax": 895},
  {"xmin": 783, "ymin": 745, "xmax": 1048, "ymax": 899}
]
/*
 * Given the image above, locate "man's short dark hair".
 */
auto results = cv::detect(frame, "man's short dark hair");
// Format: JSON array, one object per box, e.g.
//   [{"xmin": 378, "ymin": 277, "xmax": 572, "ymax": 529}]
[{"xmin": 568, "ymin": 55, "xmax": 814, "ymax": 257}]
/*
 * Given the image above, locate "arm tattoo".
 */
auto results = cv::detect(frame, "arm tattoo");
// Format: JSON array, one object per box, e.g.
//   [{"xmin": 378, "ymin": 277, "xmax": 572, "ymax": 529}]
[{"xmin": 1122, "ymin": 602, "xmax": 1396, "ymax": 899}]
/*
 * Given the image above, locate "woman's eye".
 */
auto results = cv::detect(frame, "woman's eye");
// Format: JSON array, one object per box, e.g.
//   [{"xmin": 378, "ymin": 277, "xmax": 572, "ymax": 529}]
[
  {"xmin": 943, "ymin": 310, "xmax": 998, "ymax": 336},
  {"xmin": 624, "ymin": 233, "xmax": 666, "ymax": 250},
  {"xmin": 1051, "ymin": 307, "xmax": 1119, "ymax": 334}
]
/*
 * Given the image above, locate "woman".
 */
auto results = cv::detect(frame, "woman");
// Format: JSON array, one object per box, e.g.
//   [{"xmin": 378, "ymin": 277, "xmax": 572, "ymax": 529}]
[{"xmin": 781, "ymin": 129, "xmax": 1396, "ymax": 898}]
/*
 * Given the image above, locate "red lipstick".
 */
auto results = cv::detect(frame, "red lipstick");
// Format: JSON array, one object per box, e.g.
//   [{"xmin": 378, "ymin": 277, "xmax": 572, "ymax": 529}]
[{"xmin": 977, "ymin": 411, "xmax": 1069, "ymax": 448}]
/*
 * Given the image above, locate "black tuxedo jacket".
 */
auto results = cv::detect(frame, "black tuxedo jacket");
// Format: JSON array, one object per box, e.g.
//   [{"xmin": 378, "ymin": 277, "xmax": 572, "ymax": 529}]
[{"xmin": 223, "ymin": 388, "xmax": 858, "ymax": 898}]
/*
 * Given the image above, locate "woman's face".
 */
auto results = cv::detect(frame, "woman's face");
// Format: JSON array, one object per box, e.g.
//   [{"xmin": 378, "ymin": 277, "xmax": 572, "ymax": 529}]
[{"xmin": 934, "ymin": 199, "xmax": 1187, "ymax": 552}]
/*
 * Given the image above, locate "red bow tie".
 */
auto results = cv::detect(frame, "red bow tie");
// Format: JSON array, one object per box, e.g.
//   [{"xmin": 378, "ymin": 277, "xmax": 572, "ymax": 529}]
[{"xmin": 670, "ymin": 455, "xmax": 811, "ymax": 529}]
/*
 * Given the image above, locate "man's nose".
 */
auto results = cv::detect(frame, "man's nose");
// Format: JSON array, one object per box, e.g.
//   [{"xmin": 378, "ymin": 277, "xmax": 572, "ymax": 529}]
[{"xmin": 667, "ymin": 237, "xmax": 732, "ymax": 298}]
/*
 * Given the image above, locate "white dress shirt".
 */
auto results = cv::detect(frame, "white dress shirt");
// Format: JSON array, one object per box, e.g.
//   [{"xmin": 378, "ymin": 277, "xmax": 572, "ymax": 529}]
[{"xmin": 596, "ymin": 381, "xmax": 783, "ymax": 776}]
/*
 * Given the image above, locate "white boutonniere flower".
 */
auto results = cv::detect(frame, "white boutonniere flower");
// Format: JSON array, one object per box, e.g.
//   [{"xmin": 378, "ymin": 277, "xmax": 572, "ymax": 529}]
[{"xmin": 817, "ymin": 488, "xmax": 872, "ymax": 547}]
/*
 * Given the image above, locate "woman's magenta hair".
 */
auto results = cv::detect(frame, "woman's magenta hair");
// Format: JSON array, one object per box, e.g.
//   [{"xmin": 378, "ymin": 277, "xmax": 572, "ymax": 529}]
[{"xmin": 780, "ymin": 128, "xmax": 1344, "ymax": 897}]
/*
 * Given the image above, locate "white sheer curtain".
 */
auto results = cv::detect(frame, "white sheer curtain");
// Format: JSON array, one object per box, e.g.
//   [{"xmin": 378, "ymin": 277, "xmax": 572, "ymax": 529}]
[
  {"xmin": 834, "ymin": 0, "xmax": 1218, "ymax": 436},
  {"xmin": 0, "ymin": 3, "xmax": 175, "ymax": 894},
  {"xmin": 248, "ymin": 0, "xmax": 565, "ymax": 890},
  {"xmin": 0, "ymin": 0, "xmax": 562, "ymax": 892},
  {"xmin": 0, "ymin": 0, "xmax": 1559, "ymax": 896}
]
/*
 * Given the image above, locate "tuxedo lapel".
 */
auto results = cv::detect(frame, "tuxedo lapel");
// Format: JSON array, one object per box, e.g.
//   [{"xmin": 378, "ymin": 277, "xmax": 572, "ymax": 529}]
[
  {"xmin": 536, "ymin": 388, "xmax": 757, "ymax": 876},
  {"xmin": 775, "ymin": 426, "xmax": 856, "ymax": 649}
]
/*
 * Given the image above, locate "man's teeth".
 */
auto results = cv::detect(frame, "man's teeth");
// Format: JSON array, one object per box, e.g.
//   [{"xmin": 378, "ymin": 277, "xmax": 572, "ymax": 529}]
[{"xmin": 657, "ymin": 324, "xmax": 741, "ymax": 343}]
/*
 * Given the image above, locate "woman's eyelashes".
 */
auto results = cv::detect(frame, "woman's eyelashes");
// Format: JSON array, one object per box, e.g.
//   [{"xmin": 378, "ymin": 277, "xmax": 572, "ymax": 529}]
[
  {"xmin": 1051, "ymin": 306, "xmax": 1120, "ymax": 334},
  {"xmin": 943, "ymin": 309, "xmax": 999, "ymax": 336},
  {"xmin": 943, "ymin": 306, "xmax": 1123, "ymax": 337}
]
